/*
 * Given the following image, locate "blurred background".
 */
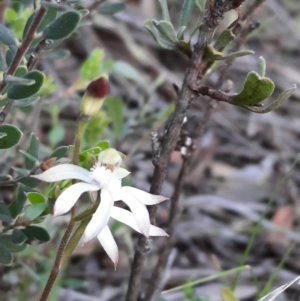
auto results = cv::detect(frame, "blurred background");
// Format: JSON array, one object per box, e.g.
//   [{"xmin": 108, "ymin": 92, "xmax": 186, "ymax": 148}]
[{"xmin": 1, "ymin": 0, "xmax": 300, "ymax": 300}]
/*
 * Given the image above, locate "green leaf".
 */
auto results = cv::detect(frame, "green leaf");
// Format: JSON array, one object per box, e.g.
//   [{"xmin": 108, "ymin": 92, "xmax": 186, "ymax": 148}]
[
  {"xmin": 50, "ymin": 145, "xmax": 68, "ymax": 159},
  {"xmin": 244, "ymin": 84, "xmax": 297, "ymax": 114},
  {"xmin": 177, "ymin": 26, "xmax": 186, "ymax": 40},
  {"xmin": 202, "ymin": 46, "xmax": 223, "ymax": 61},
  {"xmin": 81, "ymin": 48, "xmax": 104, "ymax": 81},
  {"xmin": 47, "ymin": 49, "xmax": 71, "ymax": 61},
  {"xmin": 0, "ymin": 235, "xmax": 28, "ymax": 252},
  {"xmin": 105, "ymin": 97, "xmax": 123, "ymax": 140},
  {"xmin": 26, "ymin": 192, "xmax": 46, "ymax": 204},
  {"xmin": 11, "ymin": 229, "xmax": 28, "ymax": 245},
  {"xmin": 153, "ymin": 20, "xmax": 178, "ymax": 44},
  {"xmin": 214, "ymin": 29, "xmax": 235, "ymax": 51},
  {"xmin": 23, "ymin": 8, "xmax": 57, "ymax": 40},
  {"xmin": 0, "ymin": 24, "xmax": 16, "ymax": 46},
  {"xmin": 43, "ymin": 11, "xmax": 81, "ymax": 40},
  {"xmin": 25, "ymin": 133, "xmax": 39, "ymax": 169},
  {"xmin": 221, "ymin": 288, "xmax": 240, "ymax": 301},
  {"xmin": 216, "ymin": 50, "xmax": 254, "ymax": 60},
  {"xmin": 96, "ymin": 140, "xmax": 110, "ymax": 151},
  {"xmin": 19, "ymin": 150, "xmax": 39, "ymax": 168},
  {"xmin": 0, "ymin": 202, "xmax": 12, "ymax": 223},
  {"xmin": 179, "ymin": 0, "xmax": 195, "ymax": 28},
  {"xmin": 24, "ymin": 203, "xmax": 47, "ymax": 221},
  {"xmin": 144, "ymin": 20, "xmax": 177, "ymax": 50},
  {"xmin": 232, "ymin": 71, "xmax": 275, "ymax": 106},
  {"xmin": 22, "ymin": 226, "xmax": 50, "ymax": 243},
  {"xmin": 259, "ymin": 56, "xmax": 266, "ymax": 77},
  {"xmin": 4, "ymin": 74, "xmax": 35, "ymax": 85},
  {"xmin": 195, "ymin": 0, "xmax": 207, "ymax": 11},
  {"xmin": 7, "ymin": 70, "xmax": 44, "ymax": 100},
  {"xmin": 112, "ymin": 61, "xmax": 143, "ymax": 83},
  {"xmin": 14, "ymin": 96, "xmax": 40, "ymax": 107},
  {"xmin": 158, "ymin": 0, "xmax": 171, "ymax": 22},
  {"xmin": 49, "ymin": 124, "xmax": 65, "ymax": 147},
  {"xmin": 9, "ymin": 185, "xmax": 27, "ymax": 218},
  {"xmin": 97, "ymin": 2, "xmax": 126, "ymax": 15},
  {"xmin": 0, "ymin": 244, "xmax": 13, "ymax": 265},
  {"xmin": 0, "ymin": 124, "xmax": 22, "ymax": 149}
]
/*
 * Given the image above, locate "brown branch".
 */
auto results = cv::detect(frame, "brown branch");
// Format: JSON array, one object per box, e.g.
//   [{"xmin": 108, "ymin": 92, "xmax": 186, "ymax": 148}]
[
  {"xmin": 142, "ymin": 0, "xmax": 269, "ymax": 299},
  {"xmin": 144, "ymin": 102, "xmax": 214, "ymax": 301},
  {"xmin": 0, "ymin": 2, "xmax": 50, "ymax": 123},
  {"xmin": 0, "ymin": 0, "xmax": 7, "ymax": 24},
  {"xmin": 124, "ymin": 1, "xmax": 245, "ymax": 301}
]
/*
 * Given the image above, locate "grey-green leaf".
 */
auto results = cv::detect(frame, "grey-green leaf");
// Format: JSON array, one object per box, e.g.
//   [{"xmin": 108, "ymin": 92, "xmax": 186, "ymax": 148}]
[
  {"xmin": 0, "ymin": 24, "xmax": 16, "ymax": 46},
  {"xmin": 7, "ymin": 70, "xmax": 44, "ymax": 100},
  {"xmin": 179, "ymin": 0, "xmax": 195, "ymax": 28},
  {"xmin": 97, "ymin": 2, "xmax": 126, "ymax": 15},
  {"xmin": 158, "ymin": 0, "xmax": 171, "ymax": 22},
  {"xmin": 14, "ymin": 96, "xmax": 40, "ymax": 107},
  {"xmin": 4, "ymin": 74, "xmax": 35, "ymax": 86},
  {"xmin": 11, "ymin": 229, "xmax": 28, "ymax": 245},
  {"xmin": 0, "ymin": 244, "xmax": 13, "ymax": 265},
  {"xmin": 153, "ymin": 20, "xmax": 178, "ymax": 44},
  {"xmin": 50, "ymin": 145, "xmax": 68, "ymax": 159},
  {"xmin": 25, "ymin": 133, "xmax": 39, "ymax": 169},
  {"xmin": 244, "ymin": 84, "xmax": 297, "ymax": 114},
  {"xmin": 214, "ymin": 29, "xmax": 235, "ymax": 51},
  {"xmin": 25, "ymin": 203, "xmax": 47, "ymax": 221},
  {"xmin": 0, "ymin": 235, "xmax": 27, "ymax": 252},
  {"xmin": 0, "ymin": 124, "xmax": 22, "ymax": 149},
  {"xmin": 43, "ymin": 11, "xmax": 81, "ymax": 40},
  {"xmin": 0, "ymin": 202, "xmax": 12, "ymax": 223}
]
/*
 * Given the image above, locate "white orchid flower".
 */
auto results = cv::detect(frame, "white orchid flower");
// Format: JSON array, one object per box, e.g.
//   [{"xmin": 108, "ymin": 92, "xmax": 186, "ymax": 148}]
[{"xmin": 32, "ymin": 148, "xmax": 168, "ymax": 268}]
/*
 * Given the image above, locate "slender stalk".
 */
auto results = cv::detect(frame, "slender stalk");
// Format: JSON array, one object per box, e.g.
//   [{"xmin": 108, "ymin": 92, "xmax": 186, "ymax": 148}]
[
  {"xmin": 39, "ymin": 113, "xmax": 87, "ymax": 301},
  {"xmin": 39, "ymin": 220, "xmax": 75, "ymax": 301},
  {"xmin": 0, "ymin": 0, "xmax": 7, "ymax": 24}
]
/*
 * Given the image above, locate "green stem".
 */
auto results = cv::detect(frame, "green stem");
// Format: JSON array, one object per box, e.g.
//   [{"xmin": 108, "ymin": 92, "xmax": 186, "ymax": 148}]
[
  {"xmin": 73, "ymin": 115, "xmax": 87, "ymax": 165},
  {"xmin": 39, "ymin": 220, "xmax": 75, "ymax": 301},
  {"xmin": 39, "ymin": 114, "xmax": 88, "ymax": 301}
]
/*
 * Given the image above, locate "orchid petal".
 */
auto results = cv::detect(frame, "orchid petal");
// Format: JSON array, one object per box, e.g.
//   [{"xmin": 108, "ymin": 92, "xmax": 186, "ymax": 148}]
[
  {"xmin": 111, "ymin": 207, "xmax": 168, "ymax": 237},
  {"xmin": 32, "ymin": 164, "xmax": 92, "ymax": 183},
  {"xmin": 54, "ymin": 183, "xmax": 99, "ymax": 216},
  {"xmin": 121, "ymin": 186, "xmax": 168, "ymax": 205},
  {"xmin": 83, "ymin": 188, "xmax": 113, "ymax": 243},
  {"xmin": 112, "ymin": 189, "xmax": 150, "ymax": 237},
  {"xmin": 116, "ymin": 168, "xmax": 131, "ymax": 179},
  {"xmin": 97, "ymin": 226, "xmax": 118, "ymax": 270}
]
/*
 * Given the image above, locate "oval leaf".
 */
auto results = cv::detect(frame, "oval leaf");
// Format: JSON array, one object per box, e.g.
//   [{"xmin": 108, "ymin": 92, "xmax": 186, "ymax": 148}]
[
  {"xmin": 0, "ymin": 235, "xmax": 27, "ymax": 252},
  {"xmin": 0, "ymin": 124, "xmax": 22, "ymax": 149},
  {"xmin": 24, "ymin": 203, "xmax": 47, "ymax": 221},
  {"xmin": 11, "ymin": 229, "xmax": 28, "ymax": 245},
  {"xmin": 26, "ymin": 192, "xmax": 46, "ymax": 204},
  {"xmin": 7, "ymin": 70, "xmax": 44, "ymax": 100},
  {"xmin": 97, "ymin": 2, "xmax": 126, "ymax": 15},
  {"xmin": 43, "ymin": 11, "xmax": 81, "ymax": 40},
  {"xmin": 0, "ymin": 243, "xmax": 13, "ymax": 265},
  {"xmin": 22, "ymin": 226, "xmax": 50, "ymax": 243},
  {"xmin": 231, "ymin": 71, "xmax": 275, "ymax": 106},
  {"xmin": 4, "ymin": 74, "xmax": 35, "ymax": 86},
  {"xmin": 0, "ymin": 24, "xmax": 16, "ymax": 46}
]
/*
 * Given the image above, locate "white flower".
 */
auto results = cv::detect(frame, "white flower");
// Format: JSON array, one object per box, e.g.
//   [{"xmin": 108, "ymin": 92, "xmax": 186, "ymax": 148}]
[{"xmin": 32, "ymin": 148, "xmax": 168, "ymax": 268}]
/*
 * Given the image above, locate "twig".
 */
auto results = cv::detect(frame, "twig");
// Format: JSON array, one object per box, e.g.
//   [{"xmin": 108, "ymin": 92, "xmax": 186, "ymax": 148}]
[
  {"xmin": 0, "ymin": 0, "xmax": 7, "ymax": 24},
  {"xmin": 125, "ymin": 1, "xmax": 245, "ymax": 301},
  {"xmin": 144, "ymin": 102, "xmax": 214, "ymax": 301},
  {"xmin": 0, "ymin": 2, "xmax": 50, "ymax": 123}
]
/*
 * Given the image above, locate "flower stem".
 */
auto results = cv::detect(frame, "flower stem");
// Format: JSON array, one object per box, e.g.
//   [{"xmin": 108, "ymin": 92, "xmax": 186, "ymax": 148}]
[
  {"xmin": 39, "ymin": 220, "xmax": 75, "ymax": 301},
  {"xmin": 39, "ymin": 114, "xmax": 88, "ymax": 301},
  {"xmin": 73, "ymin": 114, "xmax": 88, "ymax": 165}
]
